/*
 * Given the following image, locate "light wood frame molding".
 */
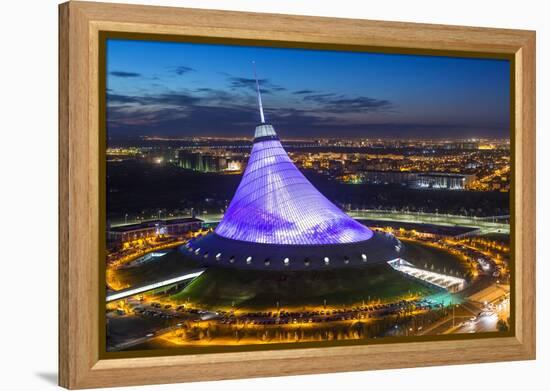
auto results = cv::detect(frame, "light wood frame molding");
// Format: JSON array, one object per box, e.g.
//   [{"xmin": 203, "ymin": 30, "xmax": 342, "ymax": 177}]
[{"xmin": 59, "ymin": 1, "xmax": 536, "ymax": 389}]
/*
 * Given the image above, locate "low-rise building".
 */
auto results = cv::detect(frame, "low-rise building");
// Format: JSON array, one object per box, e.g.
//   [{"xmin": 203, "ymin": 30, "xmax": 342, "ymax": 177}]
[
  {"xmin": 413, "ymin": 173, "xmax": 475, "ymax": 190},
  {"xmin": 107, "ymin": 217, "xmax": 203, "ymax": 244}
]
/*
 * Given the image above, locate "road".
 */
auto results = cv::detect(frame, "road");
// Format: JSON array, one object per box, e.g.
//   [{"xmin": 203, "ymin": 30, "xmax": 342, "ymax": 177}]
[
  {"xmin": 111, "ymin": 210, "xmax": 509, "ymax": 234},
  {"xmin": 106, "ymin": 269, "xmax": 205, "ymax": 302},
  {"xmin": 419, "ymin": 281, "xmax": 510, "ymax": 336},
  {"xmin": 107, "ymin": 301, "xmax": 217, "ymax": 351},
  {"xmin": 199, "ymin": 210, "xmax": 509, "ymax": 234},
  {"xmin": 349, "ymin": 210, "xmax": 509, "ymax": 234}
]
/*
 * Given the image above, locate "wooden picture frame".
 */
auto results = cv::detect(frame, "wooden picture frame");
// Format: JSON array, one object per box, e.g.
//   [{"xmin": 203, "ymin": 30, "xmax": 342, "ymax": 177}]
[{"xmin": 59, "ymin": 1, "xmax": 536, "ymax": 389}]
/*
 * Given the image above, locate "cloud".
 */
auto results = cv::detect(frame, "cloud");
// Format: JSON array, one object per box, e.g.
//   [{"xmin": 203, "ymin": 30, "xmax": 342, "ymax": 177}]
[
  {"xmin": 107, "ymin": 92, "xmax": 200, "ymax": 106},
  {"xmin": 107, "ymin": 93, "xmax": 143, "ymax": 104},
  {"xmin": 106, "ymin": 88, "xmax": 504, "ymax": 140},
  {"xmin": 227, "ymin": 76, "xmax": 286, "ymax": 94},
  {"xmin": 108, "ymin": 97, "xmax": 494, "ymax": 139},
  {"xmin": 147, "ymin": 93, "xmax": 201, "ymax": 106},
  {"xmin": 293, "ymin": 89, "xmax": 316, "ymax": 95},
  {"xmin": 303, "ymin": 93, "xmax": 393, "ymax": 113},
  {"xmin": 109, "ymin": 71, "xmax": 141, "ymax": 78},
  {"xmin": 324, "ymin": 97, "xmax": 393, "ymax": 113},
  {"xmin": 171, "ymin": 66, "xmax": 195, "ymax": 75},
  {"xmin": 106, "ymin": 85, "xmax": 506, "ymax": 140},
  {"xmin": 106, "ymin": 88, "xmax": 394, "ymax": 138},
  {"xmin": 107, "ymin": 101, "xmax": 257, "ymax": 137},
  {"xmin": 303, "ymin": 93, "xmax": 338, "ymax": 103}
]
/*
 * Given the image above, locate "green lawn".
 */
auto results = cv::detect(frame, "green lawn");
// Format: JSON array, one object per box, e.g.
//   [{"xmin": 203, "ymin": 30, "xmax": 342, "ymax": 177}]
[
  {"xmin": 401, "ymin": 239, "xmax": 468, "ymax": 276},
  {"xmin": 169, "ymin": 263, "xmax": 436, "ymax": 309},
  {"xmin": 112, "ymin": 241, "xmax": 465, "ymax": 310}
]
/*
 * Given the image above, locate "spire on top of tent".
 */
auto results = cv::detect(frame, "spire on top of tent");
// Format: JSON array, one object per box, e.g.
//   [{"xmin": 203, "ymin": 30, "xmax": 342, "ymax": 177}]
[
  {"xmin": 253, "ymin": 61, "xmax": 265, "ymax": 124},
  {"xmin": 252, "ymin": 62, "xmax": 277, "ymax": 140}
]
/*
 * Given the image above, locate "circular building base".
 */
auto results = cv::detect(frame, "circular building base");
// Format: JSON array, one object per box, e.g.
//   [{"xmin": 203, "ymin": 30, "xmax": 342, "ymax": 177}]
[{"xmin": 181, "ymin": 231, "xmax": 404, "ymax": 271}]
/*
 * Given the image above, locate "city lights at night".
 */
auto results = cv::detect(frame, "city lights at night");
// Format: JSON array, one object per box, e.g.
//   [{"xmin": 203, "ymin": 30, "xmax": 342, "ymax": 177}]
[{"xmin": 104, "ymin": 38, "xmax": 511, "ymax": 354}]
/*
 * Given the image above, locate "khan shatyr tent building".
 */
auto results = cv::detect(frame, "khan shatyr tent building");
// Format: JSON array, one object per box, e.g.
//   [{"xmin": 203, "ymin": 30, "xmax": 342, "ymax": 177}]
[{"xmin": 184, "ymin": 67, "xmax": 403, "ymax": 271}]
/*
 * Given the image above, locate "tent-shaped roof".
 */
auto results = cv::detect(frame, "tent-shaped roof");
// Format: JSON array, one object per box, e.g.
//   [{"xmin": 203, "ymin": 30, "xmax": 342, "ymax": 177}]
[
  {"xmin": 215, "ymin": 123, "xmax": 374, "ymax": 245},
  {"xmin": 214, "ymin": 65, "xmax": 373, "ymax": 246}
]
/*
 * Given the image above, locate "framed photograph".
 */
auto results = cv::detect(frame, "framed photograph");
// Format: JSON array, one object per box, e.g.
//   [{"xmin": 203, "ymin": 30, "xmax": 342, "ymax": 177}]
[{"xmin": 59, "ymin": 1, "xmax": 536, "ymax": 389}]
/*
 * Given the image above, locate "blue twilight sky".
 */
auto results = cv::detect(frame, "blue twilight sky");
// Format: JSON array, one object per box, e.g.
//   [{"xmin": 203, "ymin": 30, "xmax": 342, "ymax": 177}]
[{"xmin": 106, "ymin": 39, "xmax": 510, "ymax": 140}]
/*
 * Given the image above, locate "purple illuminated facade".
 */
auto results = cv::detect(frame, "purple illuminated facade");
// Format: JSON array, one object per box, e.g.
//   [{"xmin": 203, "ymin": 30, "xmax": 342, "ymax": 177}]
[
  {"xmin": 183, "ymin": 70, "xmax": 402, "ymax": 270},
  {"xmin": 215, "ymin": 131, "xmax": 374, "ymax": 245}
]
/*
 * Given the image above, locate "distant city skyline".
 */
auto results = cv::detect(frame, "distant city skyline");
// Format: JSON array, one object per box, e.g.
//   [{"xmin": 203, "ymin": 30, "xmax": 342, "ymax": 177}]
[{"xmin": 106, "ymin": 39, "xmax": 510, "ymax": 141}]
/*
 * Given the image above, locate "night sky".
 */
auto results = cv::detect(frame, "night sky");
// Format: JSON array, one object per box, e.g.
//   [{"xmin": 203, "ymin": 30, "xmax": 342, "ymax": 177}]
[{"xmin": 106, "ymin": 39, "xmax": 510, "ymax": 140}]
